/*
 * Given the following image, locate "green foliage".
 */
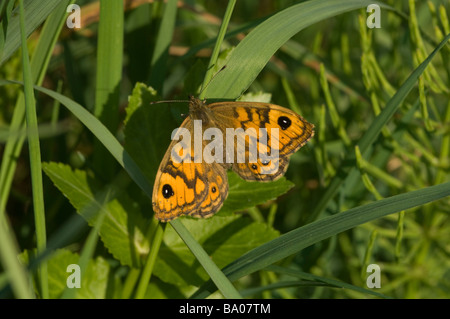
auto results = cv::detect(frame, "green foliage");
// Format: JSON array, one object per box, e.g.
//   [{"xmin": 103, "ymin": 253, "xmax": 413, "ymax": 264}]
[
  {"xmin": 155, "ymin": 215, "xmax": 279, "ymax": 287},
  {"xmin": 43, "ymin": 162, "xmax": 151, "ymax": 268},
  {"xmin": 0, "ymin": 0, "xmax": 449, "ymax": 299},
  {"xmin": 20, "ymin": 249, "xmax": 110, "ymax": 299}
]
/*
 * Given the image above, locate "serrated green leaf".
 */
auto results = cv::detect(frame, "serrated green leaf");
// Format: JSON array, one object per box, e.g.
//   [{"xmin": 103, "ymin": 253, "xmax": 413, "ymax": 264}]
[
  {"xmin": 154, "ymin": 214, "xmax": 279, "ymax": 287},
  {"xmin": 124, "ymin": 82, "xmax": 159, "ymax": 125},
  {"xmin": 220, "ymin": 172, "xmax": 294, "ymax": 215},
  {"xmin": 20, "ymin": 249, "xmax": 109, "ymax": 299},
  {"xmin": 42, "ymin": 162, "xmax": 150, "ymax": 268}
]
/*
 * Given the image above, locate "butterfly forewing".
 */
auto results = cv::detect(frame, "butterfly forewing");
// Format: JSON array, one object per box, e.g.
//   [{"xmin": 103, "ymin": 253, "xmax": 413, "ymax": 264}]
[{"xmin": 152, "ymin": 118, "xmax": 229, "ymax": 222}]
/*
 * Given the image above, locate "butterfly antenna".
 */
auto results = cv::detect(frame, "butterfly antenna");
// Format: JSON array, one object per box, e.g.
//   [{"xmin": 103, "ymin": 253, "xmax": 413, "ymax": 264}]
[
  {"xmin": 149, "ymin": 99, "xmax": 189, "ymax": 105},
  {"xmin": 199, "ymin": 65, "xmax": 227, "ymax": 97}
]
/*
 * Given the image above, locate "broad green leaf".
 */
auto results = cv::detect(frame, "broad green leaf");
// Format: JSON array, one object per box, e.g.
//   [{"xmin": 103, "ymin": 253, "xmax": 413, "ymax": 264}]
[
  {"xmin": 42, "ymin": 162, "xmax": 150, "ymax": 268},
  {"xmin": 220, "ymin": 172, "xmax": 294, "ymax": 215},
  {"xmin": 20, "ymin": 249, "xmax": 109, "ymax": 299},
  {"xmin": 237, "ymin": 91, "xmax": 271, "ymax": 103},
  {"xmin": 183, "ymin": 59, "xmax": 207, "ymax": 97},
  {"xmin": 124, "ymin": 82, "xmax": 177, "ymax": 184},
  {"xmin": 154, "ymin": 214, "xmax": 279, "ymax": 287}
]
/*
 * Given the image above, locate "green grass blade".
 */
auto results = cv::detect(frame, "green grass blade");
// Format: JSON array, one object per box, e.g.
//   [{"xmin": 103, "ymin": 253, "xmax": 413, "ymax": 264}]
[
  {"xmin": 93, "ymin": 0, "xmax": 124, "ymax": 179},
  {"xmin": 0, "ymin": 0, "xmax": 63, "ymax": 65},
  {"xmin": 18, "ymin": 0, "xmax": 47, "ymax": 299},
  {"xmin": 148, "ymin": 0, "xmax": 178, "ymax": 93},
  {"xmin": 191, "ymin": 181, "xmax": 450, "ymax": 298},
  {"xmin": 308, "ymin": 32, "xmax": 450, "ymax": 222},
  {"xmin": 94, "ymin": 0, "xmax": 123, "ymax": 128},
  {"xmin": 135, "ymin": 222, "xmax": 166, "ymax": 299},
  {"xmin": 204, "ymin": 0, "xmax": 382, "ymax": 99},
  {"xmin": 0, "ymin": 0, "xmax": 72, "ymax": 217},
  {"xmin": 240, "ymin": 280, "xmax": 328, "ymax": 297},
  {"xmin": 170, "ymin": 219, "xmax": 242, "ymax": 299},
  {"xmin": 0, "ymin": 215, "xmax": 34, "ymax": 298},
  {"xmin": 199, "ymin": 0, "xmax": 236, "ymax": 99},
  {"xmin": 0, "ymin": 1, "xmax": 71, "ymax": 297},
  {"xmin": 0, "ymin": 0, "xmax": 15, "ymax": 61},
  {"xmin": 266, "ymin": 265, "xmax": 391, "ymax": 299}
]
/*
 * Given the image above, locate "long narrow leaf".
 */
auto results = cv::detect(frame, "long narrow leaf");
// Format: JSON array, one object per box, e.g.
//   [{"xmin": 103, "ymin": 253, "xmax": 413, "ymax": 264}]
[
  {"xmin": 18, "ymin": 0, "xmax": 48, "ymax": 299},
  {"xmin": 93, "ymin": 0, "xmax": 123, "ymax": 179},
  {"xmin": 0, "ymin": 1, "xmax": 72, "ymax": 298},
  {"xmin": 199, "ymin": 0, "xmax": 236, "ymax": 99},
  {"xmin": 0, "ymin": 0, "xmax": 15, "ymax": 60},
  {"xmin": 0, "ymin": 0, "xmax": 63, "ymax": 65},
  {"xmin": 170, "ymin": 219, "xmax": 242, "ymax": 299},
  {"xmin": 204, "ymin": 0, "xmax": 385, "ymax": 99},
  {"xmin": 134, "ymin": 222, "xmax": 166, "ymax": 299},
  {"xmin": 148, "ymin": 0, "xmax": 178, "ymax": 93},
  {"xmin": 191, "ymin": 181, "xmax": 450, "ymax": 298},
  {"xmin": 0, "ymin": 212, "xmax": 34, "ymax": 298},
  {"xmin": 265, "ymin": 265, "xmax": 390, "ymax": 298},
  {"xmin": 0, "ymin": 0, "xmax": 72, "ymax": 216}
]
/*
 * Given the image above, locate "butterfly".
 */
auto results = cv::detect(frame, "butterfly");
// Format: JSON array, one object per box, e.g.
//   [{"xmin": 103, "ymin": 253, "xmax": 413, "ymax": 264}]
[{"xmin": 152, "ymin": 95, "xmax": 314, "ymax": 222}]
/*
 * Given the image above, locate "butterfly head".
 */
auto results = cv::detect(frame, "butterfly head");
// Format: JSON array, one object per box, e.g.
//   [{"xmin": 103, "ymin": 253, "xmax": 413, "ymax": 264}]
[{"xmin": 188, "ymin": 95, "xmax": 210, "ymax": 122}]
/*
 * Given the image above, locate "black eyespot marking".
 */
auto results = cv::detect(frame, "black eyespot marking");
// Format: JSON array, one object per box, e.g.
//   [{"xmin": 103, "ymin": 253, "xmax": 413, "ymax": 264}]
[
  {"xmin": 162, "ymin": 184, "xmax": 174, "ymax": 198},
  {"xmin": 251, "ymin": 164, "xmax": 258, "ymax": 170},
  {"xmin": 278, "ymin": 116, "xmax": 292, "ymax": 130},
  {"xmin": 211, "ymin": 186, "xmax": 217, "ymax": 193},
  {"xmin": 261, "ymin": 160, "xmax": 270, "ymax": 166}
]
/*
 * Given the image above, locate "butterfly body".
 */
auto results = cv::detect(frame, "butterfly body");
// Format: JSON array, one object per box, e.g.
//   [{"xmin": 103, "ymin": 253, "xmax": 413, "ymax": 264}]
[{"xmin": 152, "ymin": 96, "xmax": 314, "ymax": 222}]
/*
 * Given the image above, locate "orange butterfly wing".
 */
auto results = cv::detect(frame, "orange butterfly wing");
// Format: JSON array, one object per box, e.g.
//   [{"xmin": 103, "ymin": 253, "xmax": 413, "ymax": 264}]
[
  {"xmin": 209, "ymin": 101, "xmax": 314, "ymax": 181},
  {"xmin": 152, "ymin": 118, "xmax": 228, "ymax": 222},
  {"xmin": 152, "ymin": 98, "xmax": 314, "ymax": 222}
]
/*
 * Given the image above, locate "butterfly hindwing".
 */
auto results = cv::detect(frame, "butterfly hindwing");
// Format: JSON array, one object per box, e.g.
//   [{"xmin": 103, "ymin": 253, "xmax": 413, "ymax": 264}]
[{"xmin": 152, "ymin": 118, "xmax": 229, "ymax": 222}]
